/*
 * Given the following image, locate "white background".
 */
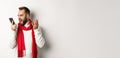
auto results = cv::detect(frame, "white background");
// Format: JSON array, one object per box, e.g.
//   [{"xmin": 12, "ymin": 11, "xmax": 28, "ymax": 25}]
[{"xmin": 0, "ymin": 0, "xmax": 120, "ymax": 58}]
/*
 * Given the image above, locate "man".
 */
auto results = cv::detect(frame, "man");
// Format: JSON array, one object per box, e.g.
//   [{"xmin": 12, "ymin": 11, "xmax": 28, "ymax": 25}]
[{"xmin": 10, "ymin": 6, "xmax": 45, "ymax": 58}]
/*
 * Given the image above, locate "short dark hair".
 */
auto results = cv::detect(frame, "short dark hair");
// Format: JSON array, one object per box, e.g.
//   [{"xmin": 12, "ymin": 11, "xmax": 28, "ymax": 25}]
[{"xmin": 19, "ymin": 6, "xmax": 30, "ymax": 15}]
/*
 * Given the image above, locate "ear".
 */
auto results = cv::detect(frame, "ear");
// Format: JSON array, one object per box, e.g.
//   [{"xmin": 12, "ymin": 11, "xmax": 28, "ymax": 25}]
[{"xmin": 26, "ymin": 14, "xmax": 30, "ymax": 19}]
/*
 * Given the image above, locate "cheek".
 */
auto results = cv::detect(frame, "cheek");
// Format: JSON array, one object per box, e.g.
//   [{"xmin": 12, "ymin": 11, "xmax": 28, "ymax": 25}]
[{"xmin": 21, "ymin": 16, "xmax": 25, "ymax": 20}]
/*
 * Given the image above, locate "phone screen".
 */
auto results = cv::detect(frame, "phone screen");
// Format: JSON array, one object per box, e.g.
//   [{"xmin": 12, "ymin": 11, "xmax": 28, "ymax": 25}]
[{"xmin": 9, "ymin": 18, "xmax": 15, "ymax": 25}]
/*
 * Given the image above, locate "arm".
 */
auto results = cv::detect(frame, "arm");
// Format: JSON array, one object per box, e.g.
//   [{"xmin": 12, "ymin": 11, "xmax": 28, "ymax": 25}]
[
  {"xmin": 34, "ymin": 26, "xmax": 45, "ymax": 48},
  {"xmin": 9, "ymin": 24, "xmax": 17, "ymax": 49}
]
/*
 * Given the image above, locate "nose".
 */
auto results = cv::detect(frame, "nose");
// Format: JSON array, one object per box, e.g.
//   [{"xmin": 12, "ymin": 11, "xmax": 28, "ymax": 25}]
[
  {"xmin": 18, "ymin": 15, "xmax": 20, "ymax": 18},
  {"xmin": 18, "ymin": 15, "xmax": 21, "ymax": 20}
]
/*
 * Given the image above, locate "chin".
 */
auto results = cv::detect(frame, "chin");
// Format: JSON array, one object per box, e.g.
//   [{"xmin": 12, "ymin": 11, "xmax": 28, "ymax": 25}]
[{"xmin": 20, "ymin": 22, "xmax": 24, "ymax": 25}]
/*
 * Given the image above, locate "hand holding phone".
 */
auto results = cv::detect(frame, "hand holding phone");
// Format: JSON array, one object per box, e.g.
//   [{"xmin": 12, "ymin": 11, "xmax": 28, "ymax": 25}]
[{"xmin": 9, "ymin": 18, "xmax": 17, "ymax": 31}]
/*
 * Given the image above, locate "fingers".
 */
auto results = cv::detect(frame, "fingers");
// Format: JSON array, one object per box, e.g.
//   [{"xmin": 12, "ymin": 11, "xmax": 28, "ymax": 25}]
[
  {"xmin": 33, "ymin": 20, "xmax": 39, "ymax": 29},
  {"xmin": 11, "ymin": 24, "xmax": 17, "ymax": 31},
  {"xmin": 34, "ymin": 20, "xmax": 38, "ymax": 25}
]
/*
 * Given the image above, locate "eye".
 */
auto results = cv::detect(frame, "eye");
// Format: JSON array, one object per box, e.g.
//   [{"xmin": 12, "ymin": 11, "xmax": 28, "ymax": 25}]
[{"xmin": 20, "ymin": 14, "xmax": 23, "ymax": 16}]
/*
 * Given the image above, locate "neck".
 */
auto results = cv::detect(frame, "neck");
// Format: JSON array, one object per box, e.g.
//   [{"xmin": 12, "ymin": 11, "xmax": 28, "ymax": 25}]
[
  {"xmin": 24, "ymin": 20, "xmax": 30, "ymax": 27},
  {"xmin": 21, "ymin": 19, "xmax": 30, "ymax": 26}
]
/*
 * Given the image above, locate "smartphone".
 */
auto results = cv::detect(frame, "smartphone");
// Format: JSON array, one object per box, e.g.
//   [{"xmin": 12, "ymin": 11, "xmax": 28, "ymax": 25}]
[{"xmin": 9, "ymin": 18, "xmax": 15, "ymax": 25}]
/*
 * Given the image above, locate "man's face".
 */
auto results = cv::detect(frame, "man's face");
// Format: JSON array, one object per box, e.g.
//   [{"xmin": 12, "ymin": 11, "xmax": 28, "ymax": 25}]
[{"xmin": 18, "ymin": 10, "xmax": 28, "ymax": 25}]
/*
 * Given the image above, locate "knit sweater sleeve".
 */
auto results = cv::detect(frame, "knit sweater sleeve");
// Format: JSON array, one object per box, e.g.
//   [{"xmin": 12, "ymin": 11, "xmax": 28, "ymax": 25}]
[
  {"xmin": 9, "ymin": 30, "xmax": 17, "ymax": 49},
  {"xmin": 34, "ymin": 26, "xmax": 45, "ymax": 48}
]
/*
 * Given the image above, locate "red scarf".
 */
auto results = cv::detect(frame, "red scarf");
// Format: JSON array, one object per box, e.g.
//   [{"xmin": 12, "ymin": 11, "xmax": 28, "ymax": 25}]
[{"xmin": 17, "ymin": 20, "xmax": 37, "ymax": 58}]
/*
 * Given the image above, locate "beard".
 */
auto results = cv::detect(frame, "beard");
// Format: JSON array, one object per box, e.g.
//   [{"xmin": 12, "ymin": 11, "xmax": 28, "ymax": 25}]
[{"xmin": 19, "ymin": 17, "xmax": 28, "ymax": 26}]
